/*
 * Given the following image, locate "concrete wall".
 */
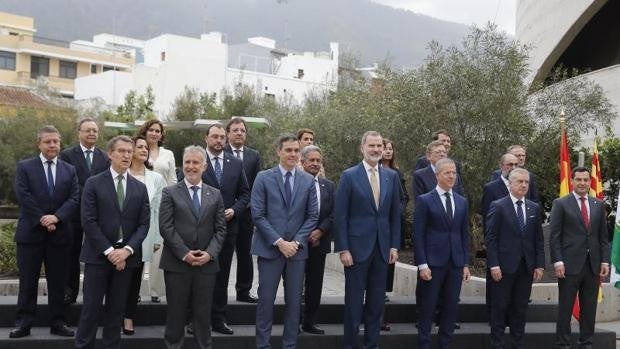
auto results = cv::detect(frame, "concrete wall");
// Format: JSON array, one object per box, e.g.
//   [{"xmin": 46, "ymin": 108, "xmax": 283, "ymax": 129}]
[{"xmin": 74, "ymin": 70, "xmax": 133, "ymax": 106}]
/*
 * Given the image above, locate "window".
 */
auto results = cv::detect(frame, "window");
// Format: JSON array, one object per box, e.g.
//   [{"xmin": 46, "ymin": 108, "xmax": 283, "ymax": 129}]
[
  {"xmin": 0, "ymin": 51, "xmax": 16, "ymax": 70},
  {"xmin": 102, "ymin": 66, "xmax": 114, "ymax": 72},
  {"xmin": 90, "ymin": 64, "xmax": 97, "ymax": 74},
  {"xmin": 59, "ymin": 60, "xmax": 77, "ymax": 79},
  {"xmin": 297, "ymin": 69, "xmax": 304, "ymax": 79},
  {"xmin": 30, "ymin": 56, "xmax": 49, "ymax": 78},
  {"xmin": 160, "ymin": 51, "xmax": 166, "ymax": 61}
]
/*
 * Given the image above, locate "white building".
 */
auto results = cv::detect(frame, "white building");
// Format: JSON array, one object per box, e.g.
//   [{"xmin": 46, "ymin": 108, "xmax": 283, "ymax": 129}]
[{"xmin": 75, "ymin": 32, "xmax": 339, "ymax": 116}]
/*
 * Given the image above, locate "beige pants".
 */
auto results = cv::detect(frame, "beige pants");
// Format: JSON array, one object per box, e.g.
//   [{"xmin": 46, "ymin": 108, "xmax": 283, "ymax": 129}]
[{"xmin": 148, "ymin": 247, "xmax": 165, "ymax": 297}]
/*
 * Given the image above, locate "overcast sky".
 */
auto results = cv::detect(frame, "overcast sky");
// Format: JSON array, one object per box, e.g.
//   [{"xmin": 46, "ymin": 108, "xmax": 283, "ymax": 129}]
[{"xmin": 372, "ymin": 0, "xmax": 517, "ymax": 35}]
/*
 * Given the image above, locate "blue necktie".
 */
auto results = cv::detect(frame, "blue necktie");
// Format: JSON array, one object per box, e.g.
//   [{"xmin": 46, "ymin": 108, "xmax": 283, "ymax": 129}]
[
  {"xmin": 516, "ymin": 200, "xmax": 526, "ymax": 235},
  {"xmin": 46, "ymin": 160, "xmax": 54, "ymax": 196},
  {"xmin": 284, "ymin": 171, "xmax": 292, "ymax": 208},
  {"xmin": 191, "ymin": 186, "xmax": 200, "ymax": 219},
  {"xmin": 214, "ymin": 157, "xmax": 222, "ymax": 185}
]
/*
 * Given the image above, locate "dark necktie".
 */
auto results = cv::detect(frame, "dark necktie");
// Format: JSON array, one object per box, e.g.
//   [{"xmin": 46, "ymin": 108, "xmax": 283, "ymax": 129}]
[
  {"xmin": 284, "ymin": 171, "xmax": 292, "ymax": 207},
  {"xmin": 444, "ymin": 192, "xmax": 453, "ymax": 220},
  {"xmin": 214, "ymin": 157, "xmax": 222, "ymax": 185},
  {"xmin": 516, "ymin": 200, "xmax": 525, "ymax": 234},
  {"xmin": 116, "ymin": 175, "xmax": 124, "ymax": 241},
  {"xmin": 85, "ymin": 150, "xmax": 92, "ymax": 171},
  {"xmin": 234, "ymin": 149, "xmax": 242, "ymax": 160},
  {"xmin": 191, "ymin": 186, "xmax": 200, "ymax": 219},
  {"xmin": 580, "ymin": 197, "xmax": 589, "ymax": 229},
  {"xmin": 46, "ymin": 160, "xmax": 55, "ymax": 196}
]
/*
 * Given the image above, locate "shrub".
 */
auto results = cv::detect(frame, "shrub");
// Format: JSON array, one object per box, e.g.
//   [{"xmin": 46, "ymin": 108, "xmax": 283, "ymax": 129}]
[{"xmin": 0, "ymin": 222, "xmax": 17, "ymax": 276}]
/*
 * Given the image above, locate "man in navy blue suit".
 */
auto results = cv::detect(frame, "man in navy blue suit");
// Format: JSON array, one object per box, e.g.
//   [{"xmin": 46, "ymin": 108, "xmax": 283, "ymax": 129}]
[
  {"xmin": 75, "ymin": 135, "xmax": 150, "ymax": 349},
  {"xmin": 489, "ymin": 145, "xmax": 539, "ymax": 203},
  {"xmin": 485, "ymin": 168, "xmax": 544, "ymax": 348},
  {"xmin": 10, "ymin": 125, "xmax": 80, "ymax": 338},
  {"xmin": 59, "ymin": 117, "xmax": 110, "ymax": 304},
  {"xmin": 202, "ymin": 124, "xmax": 250, "ymax": 334},
  {"xmin": 414, "ymin": 158, "xmax": 470, "ymax": 349},
  {"xmin": 299, "ymin": 145, "xmax": 335, "ymax": 335},
  {"xmin": 335, "ymin": 131, "xmax": 401, "ymax": 349},
  {"xmin": 414, "ymin": 129, "xmax": 462, "ymax": 176},
  {"xmin": 412, "ymin": 140, "xmax": 465, "ymax": 199},
  {"xmin": 251, "ymin": 133, "xmax": 318, "ymax": 349}
]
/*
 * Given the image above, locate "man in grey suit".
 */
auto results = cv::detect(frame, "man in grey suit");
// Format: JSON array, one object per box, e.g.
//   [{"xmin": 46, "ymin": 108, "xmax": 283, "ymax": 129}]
[
  {"xmin": 251, "ymin": 134, "xmax": 318, "ymax": 349},
  {"xmin": 159, "ymin": 145, "xmax": 227, "ymax": 349},
  {"xmin": 550, "ymin": 166, "xmax": 610, "ymax": 349}
]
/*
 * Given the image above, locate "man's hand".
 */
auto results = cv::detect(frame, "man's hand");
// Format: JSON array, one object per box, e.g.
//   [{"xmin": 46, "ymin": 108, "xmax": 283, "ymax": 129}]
[
  {"xmin": 463, "ymin": 266, "xmax": 471, "ymax": 282},
  {"xmin": 533, "ymin": 268, "xmax": 544, "ymax": 282},
  {"xmin": 389, "ymin": 248, "xmax": 398, "ymax": 264},
  {"xmin": 308, "ymin": 229, "xmax": 324, "ymax": 248},
  {"xmin": 419, "ymin": 268, "xmax": 432, "ymax": 281},
  {"xmin": 114, "ymin": 260, "xmax": 126, "ymax": 271},
  {"xmin": 107, "ymin": 248, "xmax": 131, "ymax": 265},
  {"xmin": 193, "ymin": 251, "xmax": 212, "ymax": 266},
  {"xmin": 183, "ymin": 251, "xmax": 200, "ymax": 265},
  {"xmin": 600, "ymin": 264, "xmax": 610, "ymax": 280},
  {"xmin": 277, "ymin": 240, "xmax": 298, "ymax": 258},
  {"xmin": 154, "ymin": 244, "xmax": 161, "ymax": 252},
  {"xmin": 339, "ymin": 251, "xmax": 354, "ymax": 267},
  {"xmin": 46, "ymin": 224, "xmax": 56, "ymax": 232},
  {"xmin": 224, "ymin": 208, "xmax": 235, "ymax": 222},
  {"xmin": 40, "ymin": 215, "xmax": 59, "ymax": 228},
  {"xmin": 491, "ymin": 267, "xmax": 502, "ymax": 282},
  {"xmin": 554, "ymin": 264, "xmax": 566, "ymax": 279}
]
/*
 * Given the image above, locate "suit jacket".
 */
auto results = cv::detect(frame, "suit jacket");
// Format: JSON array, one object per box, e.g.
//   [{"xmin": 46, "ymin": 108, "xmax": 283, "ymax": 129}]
[
  {"xmin": 490, "ymin": 169, "xmax": 539, "ymax": 203},
  {"xmin": 158, "ymin": 182, "xmax": 227, "ymax": 274},
  {"xmin": 251, "ymin": 167, "xmax": 318, "ymax": 260},
  {"xmin": 413, "ymin": 189, "xmax": 469, "ymax": 268},
  {"xmin": 549, "ymin": 194, "xmax": 610, "ymax": 275},
  {"xmin": 80, "ymin": 170, "xmax": 150, "ymax": 267},
  {"xmin": 485, "ymin": 196, "xmax": 545, "ymax": 274},
  {"xmin": 479, "ymin": 178, "xmax": 509, "ymax": 216},
  {"xmin": 412, "ymin": 165, "xmax": 465, "ymax": 200},
  {"xmin": 225, "ymin": 144, "xmax": 262, "ymax": 189},
  {"xmin": 334, "ymin": 163, "xmax": 401, "ymax": 263},
  {"xmin": 14, "ymin": 157, "xmax": 80, "ymax": 245},
  {"xmin": 314, "ymin": 177, "xmax": 335, "ymax": 254},
  {"xmin": 202, "ymin": 152, "xmax": 250, "ymax": 217},
  {"xmin": 415, "ymin": 155, "xmax": 463, "ymax": 175}
]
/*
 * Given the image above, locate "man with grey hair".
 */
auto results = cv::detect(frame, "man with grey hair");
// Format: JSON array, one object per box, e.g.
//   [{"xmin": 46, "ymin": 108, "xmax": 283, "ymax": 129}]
[
  {"xmin": 490, "ymin": 145, "xmax": 539, "ymax": 203},
  {"xmin": 159, "ymin": 145, "xmax": 227, "ymax": 349},
  {"xmin": 335, "ymin": 131, "xmax": 401, "ymax": 348},
  {"xmin": 299, "ymin": 145, "xmax": 335, "ymax": 334},
  {"xmin": 412, "ymin": 140, "xmax": 465, "ymax": 200},
  {"xmin": 485, "ymin": 167, "xmax": 544, "ymax": 348}
]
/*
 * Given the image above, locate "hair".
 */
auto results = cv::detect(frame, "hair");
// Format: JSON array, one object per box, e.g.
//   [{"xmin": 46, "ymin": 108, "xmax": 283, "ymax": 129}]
[
  {"xmin": 131, "ymin": 136, "xmax": 154, "ymax": 170},
  {"xmin": 301, "ymin": 145, "xmax": 322, "ymax": 160},
  {"xmin": 136, "ymin": 119, "xmax": 165, "ymax": 146},
  {"xmin": 571, "ymin": 166, "xmax": 590, "ymax": 179},
  {"xmin": 381, "ymin": 138, "xmax": 398, "ymax": 169},
  {"xmin": 360, "ymin": 130, "xmax": 382, "ymax": 146},
  {"xmin": 297, "ymin": 128, "xmax": 315, "ymax": 140},
  {"xmin": 107, "ymin": 135, "xmax": 134, "ymax": 152},
  {"xmin": 276, "ymin": 133, "xmax": 299, "ymax": 150},
  {"xmin": 183, "ymin": 145, "xmax": 208, "ymax": 165},
  {"xmin": 206, "ymin": 123, "xmax": 225, "ymax": 136},
  {"xmin": 435, "ymin": 158, "xmax": 455, "ymax": 173},
  {"xmin": 432, "ymin": 129, "xmax": 450, "ymax": 140},
  {"xmin": 499, "ymin": 153, "xmax": 518, "ymax": 165},
  {"xmin": 507, "ymin": 144, "xmax": 525, "ymax": 153},
  {"xmin": 226, "ymin": 117, "xmax": 247, "ymax": 134},
  {"xmin": 426, "ymin": 140, "xmax": 445, "ymax": 154},
  {"xmin": 508, "ymin": 167, "xmax": 530, "ymax": 182},
  {"xmin": 76, "ymin": 117, "xmax": 98, "ymax": 131},
  {"xmin": 37, "ymin": 125, "xmax": 60, "ymax": 142}
]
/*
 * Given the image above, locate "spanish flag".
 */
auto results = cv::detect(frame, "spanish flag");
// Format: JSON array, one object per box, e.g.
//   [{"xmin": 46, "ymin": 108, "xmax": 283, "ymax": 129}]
[{"xmin": 559, "ymin": 128, "xmax": 572, "ymax": 197}]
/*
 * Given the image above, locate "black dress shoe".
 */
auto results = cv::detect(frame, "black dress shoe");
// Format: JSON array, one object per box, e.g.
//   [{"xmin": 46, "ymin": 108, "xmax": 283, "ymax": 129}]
[
  {"xmin": 380, "ymin": 323, "xmax": 391, "ymax": 332},
  {"xmin": 151, "ymin": 296, "xmax": 160, "ymax": 303},
  {"xmin": 454, "ymin": 322, "xmax": 461, "ymax": 330},
  {"xmin": 122, "ymin": 327, "xmax": 135, "ymax": 336},
  {"xmin": 51, "ymin": 324, "xmax": 75, "ymax": 337},
  {"xmin": 302, "ymin": 324, "xmax": 325, "ymax": 334},
  {"xmin": 212, "ymin": 322, "xmax": 234, "ymax": 335},
  {"xmin": 186, "ymin": 322, "xmax": 194, "ymax": 335},
  {"xmin": 9, "ymin": 327, "xmax": 30, "ymax": 338},
  {"xmin": 236, "ymin": 294, "xmax": 258, "ymax": 303}
]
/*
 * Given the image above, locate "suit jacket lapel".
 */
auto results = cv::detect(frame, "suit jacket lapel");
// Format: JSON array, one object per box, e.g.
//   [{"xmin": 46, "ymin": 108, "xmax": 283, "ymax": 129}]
[
  {"xmin": 198, "ymin": 183, "xmax": 211, "ymax": 222},
  {"xmin": 72, "ymin": 146, "xmax": 89, "ymax": 175},
  {"xmin": 431, "ymin": 190, "xmax": 451, "ymax": 227},
  {"xmin": 356, "ymin": 163, "xmax": 377, "ymax": 211},
  {"xmin": 104, "ymin": 171, "xmax": 122, "ymax": 213},
  {"xmin": 378, "ymin": 166, "xmax": 388, "ymax": 209},
  {"xmin": 204, "ymin": 155, "xmax": 220, "ymax": 188},
  {"xmin": 567, "ymin": 196, "xmax": 588, "ymax": 231},
  {"xmin": 273, "ymin": 167, "xmax": 288, "ymax": 208}
]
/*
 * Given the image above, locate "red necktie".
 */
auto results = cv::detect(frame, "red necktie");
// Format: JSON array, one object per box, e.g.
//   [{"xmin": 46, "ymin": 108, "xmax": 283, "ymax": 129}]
[{"xmin": 579, "ymin": 197, "xmax": 589, "ymax": 229}]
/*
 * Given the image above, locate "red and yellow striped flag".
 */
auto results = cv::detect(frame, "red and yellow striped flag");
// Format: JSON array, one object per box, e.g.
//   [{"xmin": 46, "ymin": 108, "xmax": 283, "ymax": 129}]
[
  {"xmin": 589, "ymin": 139, "xmax": 603, "ymax": 199},
  {"xmin": 559, "ymin": 128, "xmax": 572, "ymax": 197}
]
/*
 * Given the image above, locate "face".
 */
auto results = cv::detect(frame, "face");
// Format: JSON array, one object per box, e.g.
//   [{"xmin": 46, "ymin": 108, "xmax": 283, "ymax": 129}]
[
  {"xmin": 38, "ymin": 132, "xmax": 61, "ymax": 160},
  {"xmin": 227, "ymin": 122, "xmax": 247, "ymax": 147},
  {"xmin": 572, "ymin": 171, "xmax": 591, "ymax": 196},
  {"xmin": 437, "ymin": 133, "xmax": 451, "ymax": 152},
  {"xmin": 509, "ymin": 172, "xmax": 530, "ymax": 199},
  {"xmin": 299, "ymin": 132, "xmax": 314, "ymax": 148},
  {"xmin": 427, "ymin": 145, "xmax": 447, "ymax": 165},
  {"xmin": 500, "ymin": 154, "xmax": 519, "ymax": 177},
  {"xmin": 145, "ymin": 123, "xmax": 163, "ymax": 145},
  {"xmin": 78, "ymin": 121, "xmax": 99, "ymax": 147},
  {"xmin": 361, "ymin": 135, "xmax": 384, "ymax": 165},
  {"xmin": 133, "ymin": 138, "xmax": 148, "ymax": 164},
  {"xmin": 205, "ymin": 127, "xmax": 226, "ymax": 154},
  {"xmin": 382, "ymin": 143, "xmax": 393, "ymax": 160},
  {"xmin": 277, "ymin": 140, "xmax": 300, "ymax": 170},
  {"xmin": 436, "ymin": 163, "xmax": 457, "ymax": 191},
  {"xmin": 510, "ymin": 147, "xmax": 526, "ymax": 167},
  {"xmin": 301, "ymin": 150, "xmax": 322, "ymax": 177},
  {"xmin": 108, "ymin": 140, "xmax": 133, "ymax": 174},
  {"xmin": 183, "ymin": 151, "xmax": 207, "ymax": 185}
]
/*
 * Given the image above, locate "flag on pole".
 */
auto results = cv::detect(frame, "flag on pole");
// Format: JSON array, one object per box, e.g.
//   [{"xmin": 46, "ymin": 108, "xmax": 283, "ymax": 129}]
[
  {"xmin": 612, "ymin": 192, "xmax": 620, "ymax": 289},
  {"xmin": 589, "ymin": 139, "xmax": 603, "ymax": 199},
  {"xmin": 559, "ymin": 128, "xmax": 572, "ymax": 197}
]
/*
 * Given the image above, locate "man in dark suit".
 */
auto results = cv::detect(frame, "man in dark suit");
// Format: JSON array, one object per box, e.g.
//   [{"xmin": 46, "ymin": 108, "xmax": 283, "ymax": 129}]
[
  {"xmin": 334, "ymin": 131, "xmax": 401, "ymax": 349},
  {"xmin": 75, "ymin": 135, "xmax": 150, "ymax": 349},
  {"xmin": 299, "ymin": 145, "xmax": 335, "ymax": 335},
  {"xmin": 489, "ymin": 145, "xmax": 539, "ymax": 203},
  {"xmin": 485, "ymin": 168, "xmax": 545, "ymax": 348},
  {"xmin": 550, "ymin": 166, "xmax": 610, "ymax": 349},
  {"xmin": 10, "ymin": 125, "xmax": 80, "ymax": 338},
  {"xmin": 479, "ymin": 153, "xmax": 519, "ymax": 221},
  {"xmin": 413, "ymin": 140, "xmax": 465, "ymax": 199},
  {"xmin": 413, "ymin": 158, "xmax": 470, "ymax": 349},
  {"xmin": 59, "ymin": 117, "xmax": 110, "ymax": 304},
  {"xmin": 224, "ymin": 117, "xmax": 262, "ymax": 303},
  {"xmin": 201, "ymin": 124, "xmax": 250, "ymax": 334},
  {"xmin": 251, "ymin": 134, "xmax": 318, "ymax": 349},
  {"xmin": 159, "ymin": 145, "xmax": 227, "ymax": 349}
]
